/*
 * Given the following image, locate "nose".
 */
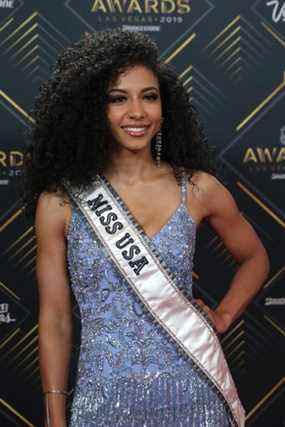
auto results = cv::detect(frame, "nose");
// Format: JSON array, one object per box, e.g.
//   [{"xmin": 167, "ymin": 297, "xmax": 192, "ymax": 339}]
[{"xmin": 128, "ymin": 99, "xmax": 145, "ymax": 119}]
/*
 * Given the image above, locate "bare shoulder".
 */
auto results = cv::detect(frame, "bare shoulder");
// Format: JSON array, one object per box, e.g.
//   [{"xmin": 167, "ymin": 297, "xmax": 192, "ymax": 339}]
[
  {"xmin": 36, "ymin": 191, "xmax": 70, "ymax": 219},
  {"xmin": 36, "ymin": 191, "xmax": 71, "ymax": 238},
  {"xmin": 190, "ymin": 170, "xmax": 222, "ymax": 192},
  {"xmin": 188, "ymin": 171, "xmax": 237, "ymax": 218}
]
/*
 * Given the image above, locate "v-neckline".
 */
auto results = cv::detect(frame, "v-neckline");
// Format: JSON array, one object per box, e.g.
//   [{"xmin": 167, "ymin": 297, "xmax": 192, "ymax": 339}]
[{"xmin": 100, "ymin": 174, "xmax": 184, "ymax": 241}]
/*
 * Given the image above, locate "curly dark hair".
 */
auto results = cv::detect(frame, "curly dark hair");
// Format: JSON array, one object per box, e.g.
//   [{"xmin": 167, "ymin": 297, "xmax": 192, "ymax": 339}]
[{"xmin": 23, "ymin": 28, "xmax": 215, "ymax": 216}]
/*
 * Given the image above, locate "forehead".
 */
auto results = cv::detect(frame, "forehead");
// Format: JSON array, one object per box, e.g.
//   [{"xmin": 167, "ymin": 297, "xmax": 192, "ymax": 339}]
[{"xmin": 109, "ymin": 65, "xmax": 159, "ymax": 89}]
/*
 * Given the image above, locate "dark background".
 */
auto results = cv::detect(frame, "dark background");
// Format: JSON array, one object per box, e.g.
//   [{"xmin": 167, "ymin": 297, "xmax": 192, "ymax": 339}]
[{"xmin": 0, "ymin": 1, "xmax": 284, "ymax": 426}]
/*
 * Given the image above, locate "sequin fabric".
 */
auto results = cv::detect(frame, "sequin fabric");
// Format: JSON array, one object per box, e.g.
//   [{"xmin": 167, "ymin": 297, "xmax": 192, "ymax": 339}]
[{"xmin": 67, "ymin": 174, "xmax": 232, "ymax": 426}]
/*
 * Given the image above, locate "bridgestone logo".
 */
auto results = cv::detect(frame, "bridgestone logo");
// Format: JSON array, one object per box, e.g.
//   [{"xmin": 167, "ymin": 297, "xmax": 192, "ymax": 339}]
[{"xmin": 0, "ymin": 0, "xmax": 14, "ymax": 8}]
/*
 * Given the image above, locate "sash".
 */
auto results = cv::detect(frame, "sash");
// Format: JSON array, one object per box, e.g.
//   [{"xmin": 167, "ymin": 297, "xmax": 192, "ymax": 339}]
[{"xmin": 65, "ymin": 176, "xmax": 245, "ymax": 427}]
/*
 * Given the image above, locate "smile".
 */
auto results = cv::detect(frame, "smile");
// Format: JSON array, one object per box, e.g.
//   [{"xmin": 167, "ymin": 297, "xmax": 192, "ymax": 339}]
[{"xmin": 122, "ymin": 126, "xmax": 149, "ymax": 137}]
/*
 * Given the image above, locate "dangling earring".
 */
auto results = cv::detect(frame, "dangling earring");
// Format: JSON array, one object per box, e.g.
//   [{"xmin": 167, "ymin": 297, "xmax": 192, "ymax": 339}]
[{"xmin": 155, "ymin": 130, "xmax": 162, "ymax": 167}]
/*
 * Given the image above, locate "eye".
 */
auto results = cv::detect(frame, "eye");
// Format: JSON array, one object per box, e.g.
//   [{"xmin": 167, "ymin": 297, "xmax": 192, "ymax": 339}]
[
  {"xmin": 108, "ymin": 95, "xmax": 126, "ymax": 103},
  {"xmin": 144, "ymin": 93, "xmax": 159, "ymax": 101}
]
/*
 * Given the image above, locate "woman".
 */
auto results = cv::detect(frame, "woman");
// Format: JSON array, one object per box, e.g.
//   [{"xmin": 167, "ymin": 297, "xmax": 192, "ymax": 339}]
[{"xmin": 24, "ymin": 29, "xmax": 269, "ymax": 426}]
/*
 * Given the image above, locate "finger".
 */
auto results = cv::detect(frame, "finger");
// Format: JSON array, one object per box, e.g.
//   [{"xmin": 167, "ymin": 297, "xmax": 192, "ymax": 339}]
[{"xmin": 196, "ymin": 299, "xmax": 209, "ymax": 311}]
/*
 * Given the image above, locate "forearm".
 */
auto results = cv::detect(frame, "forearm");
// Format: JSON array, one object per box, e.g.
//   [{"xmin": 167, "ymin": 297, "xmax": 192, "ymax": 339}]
[
  {"xmin": 39, "ymin": 314, "xmax": 72, "ymax": 426},
  {"xmin": 215, "ymin": 249, "xmax": 269, "ymax": 325}
]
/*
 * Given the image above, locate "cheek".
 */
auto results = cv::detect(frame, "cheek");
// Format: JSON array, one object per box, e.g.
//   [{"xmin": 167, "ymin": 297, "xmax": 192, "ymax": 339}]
[
  {"xmin": 153, "ymin": 108, "xmax": 163, "ymax": 125},
  {"xmin": 153, "ymin": 103, "xmax": 162, "ymax": 120},
  {"xmin": 107, "ymin": 108, "xmax": 122, "ymax": 128}
]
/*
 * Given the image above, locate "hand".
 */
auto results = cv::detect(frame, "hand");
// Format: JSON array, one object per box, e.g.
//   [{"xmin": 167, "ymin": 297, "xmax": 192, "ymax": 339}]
[{"xmin": 195, "ymin": 299, "xmax": 232, "ymax": 334}]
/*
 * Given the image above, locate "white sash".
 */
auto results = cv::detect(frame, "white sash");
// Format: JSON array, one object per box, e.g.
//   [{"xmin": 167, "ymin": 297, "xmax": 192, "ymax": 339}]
[{"xmin": 65, "ymin": 176, "xmax": 245, "ymax": 427}]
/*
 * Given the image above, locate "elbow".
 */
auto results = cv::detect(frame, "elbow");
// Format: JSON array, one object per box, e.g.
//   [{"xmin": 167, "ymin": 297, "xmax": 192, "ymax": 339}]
[
  {"xmin": 254, "ymin": 245, "xmax": 270, "ymax": 284},
  {"xmin": 260, "ymin": 244, "xmax": 270, "ymax": 273}
]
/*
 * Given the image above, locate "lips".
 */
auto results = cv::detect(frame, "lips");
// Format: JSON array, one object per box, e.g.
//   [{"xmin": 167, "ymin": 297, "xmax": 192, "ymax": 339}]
[{"xmin": 122, "ymin": 125, "xmax": 150, "ymax": 137}]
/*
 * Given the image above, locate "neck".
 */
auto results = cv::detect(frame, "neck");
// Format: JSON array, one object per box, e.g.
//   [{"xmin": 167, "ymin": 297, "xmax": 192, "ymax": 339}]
[{"xmin": 104, "ymin": 148, "xmax": 160, "ymax": 185}]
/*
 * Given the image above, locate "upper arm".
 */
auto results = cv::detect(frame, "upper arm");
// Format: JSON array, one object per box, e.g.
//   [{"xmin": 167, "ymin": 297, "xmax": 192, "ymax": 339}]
[
  {"xmin": 197, "ymin": 173, "xmax": 267, "ymax": 263},
  {"xmin": 35, "ymin": 192, "xmax": 72, "ymax": 324}
]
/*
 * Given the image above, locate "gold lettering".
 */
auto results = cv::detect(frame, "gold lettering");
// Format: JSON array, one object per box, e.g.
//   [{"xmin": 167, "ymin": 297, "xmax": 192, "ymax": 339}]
[
  {"xmin": 145, "ymin": 0, "xmax": 158, "ymax": 13},
  {"xmin": 161, "ymin": 0, "xmax": 175, "ymax": 13},
  {"xmin": 91, "ymin": 0, "xmax": 191, "ymax": 14},
  {"xmin": 109, "ymin": 0, "xmax": 123, "ymax": 12},
  {"xmin": 257, "ymin": 147, "xmax": 275, "ymax": 163},
  {"xmin": 91, "ymin": 0, "xmax": 107, "ymax": 12},
  {"xmin": 0, "ymin": 151, "xmax": 7, "ymax": 167},
  {"xmin": 277, "ymin": 147, "xmax": 285, "ymax": 162},
  {"xmin": 10, "ymin": 151, "xmax": 23, "ymax": 167},
  {"xmin": 128, "ymin": 0, "xmax": 143, "ymax": 13},
  {"xmin": 243, "ymin": 148, "xmax": 258, "ymax": 163},
  {"xmin": 177, "ymin": 0, "xmax": 191, "ymax": 13}
]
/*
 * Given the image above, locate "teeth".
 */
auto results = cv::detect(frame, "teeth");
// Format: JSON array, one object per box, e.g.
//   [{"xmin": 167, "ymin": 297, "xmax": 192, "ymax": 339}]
[{"xmin": 124, "ymin": 127, "xmax": 146, "ymax": 131}]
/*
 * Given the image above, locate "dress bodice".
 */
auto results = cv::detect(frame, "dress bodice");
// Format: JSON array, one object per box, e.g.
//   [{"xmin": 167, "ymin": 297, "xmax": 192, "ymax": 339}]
[
  {"xmin": 66, "ymin": 174, "xmax": 232, "ymax": 426},
  {"xmin": 66, "ymin": 174, "xmax": 196, "ymax": 381}
]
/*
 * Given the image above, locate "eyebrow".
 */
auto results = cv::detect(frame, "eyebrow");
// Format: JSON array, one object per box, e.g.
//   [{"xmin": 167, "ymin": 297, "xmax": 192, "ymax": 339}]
[{"xmin": 108, "ymin": 86, "xmax": 159, "ymax": 94}]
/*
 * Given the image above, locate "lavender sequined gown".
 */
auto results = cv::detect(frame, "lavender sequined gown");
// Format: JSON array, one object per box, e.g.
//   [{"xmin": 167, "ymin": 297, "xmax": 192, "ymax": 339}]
[{"xmin": 67, "ymin": 175, "xmax": 232, "ymax": 426}]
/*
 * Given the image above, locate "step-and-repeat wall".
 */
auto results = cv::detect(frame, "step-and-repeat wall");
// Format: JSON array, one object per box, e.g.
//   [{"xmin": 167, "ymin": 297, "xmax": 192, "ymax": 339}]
[{"xmin": 0, "ymin": 1, "xmax": 284, "ymax": 426}]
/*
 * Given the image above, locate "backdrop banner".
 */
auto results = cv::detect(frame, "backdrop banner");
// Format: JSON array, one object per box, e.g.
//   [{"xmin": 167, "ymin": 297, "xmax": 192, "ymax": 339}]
[{"xmin": 0, "ymin": 1, "xmax": 284, "ymax": 426}]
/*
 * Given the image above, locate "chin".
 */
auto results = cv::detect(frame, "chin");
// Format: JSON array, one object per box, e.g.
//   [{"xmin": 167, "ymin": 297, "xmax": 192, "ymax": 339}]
[
  {"xmin": 118, "ymin": 138, "xmax": 151, "ymax": 150},
  {"xmin": 125, "ymin": 144, "xmax": 149, "ymax": 153}
]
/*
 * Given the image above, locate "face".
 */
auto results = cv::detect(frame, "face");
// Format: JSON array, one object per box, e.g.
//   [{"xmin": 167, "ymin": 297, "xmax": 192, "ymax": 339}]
[{"xmin": 106, "ymin": 65, "xmax": 162, "ymax": 154}]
